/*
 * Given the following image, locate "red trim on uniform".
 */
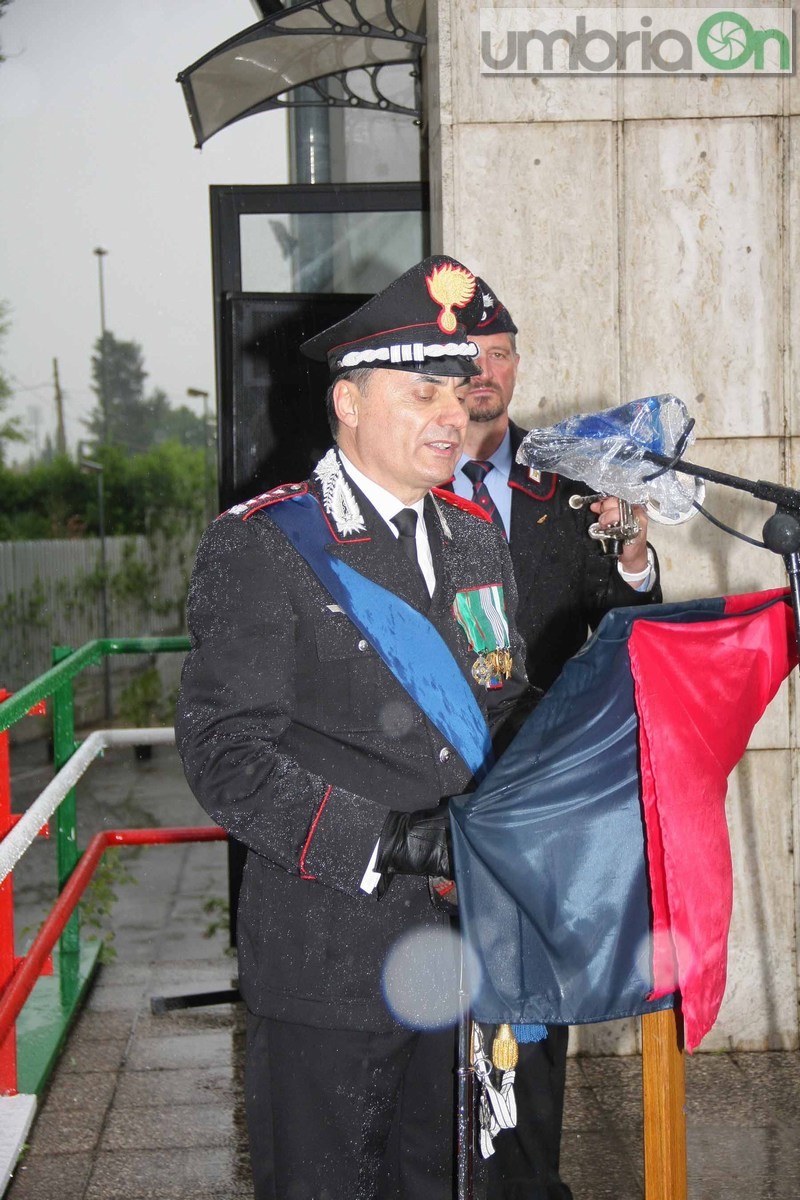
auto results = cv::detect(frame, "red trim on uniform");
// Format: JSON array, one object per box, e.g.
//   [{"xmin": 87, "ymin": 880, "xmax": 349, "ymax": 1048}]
[
  {"xmin": 237, "ymin": 484, "xmax": 371, "ymax": 543},
  {"xmin": 474, "ymin": 303, "xmax": 509, "ymax": 331},
  {"xmin": 236, "ymin": 483, "xmax": 309, "ymax": 520},
  {"xmin": 452, "ymin": 582, "xmax": 503, "ymax": 596},
  {"xmin": 432, "ymin": 487, "xmax": 492, "ymax": 523},
  {"xmin": 509, "ymin": 475, "xmax": 558, "ymax": 503},
  {"xmin": 316, "ymin": 497, "xmax": 372, "ymax": 544},
  {"xmin": 299, "ymin": 785, "xmax": 333, "ymax": 880},
  {"xmin": 330, "ymin": 320, "xmax": 443, "ymax": 357}
]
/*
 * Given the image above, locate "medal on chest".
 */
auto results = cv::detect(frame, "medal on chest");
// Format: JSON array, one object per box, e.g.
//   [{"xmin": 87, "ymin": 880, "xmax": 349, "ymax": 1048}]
[{"xmin": 452, "ymin": 585, "xmax": 513, "ymax": 689}]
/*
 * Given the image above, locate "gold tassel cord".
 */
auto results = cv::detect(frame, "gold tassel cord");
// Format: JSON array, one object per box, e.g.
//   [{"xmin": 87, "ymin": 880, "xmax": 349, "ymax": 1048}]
[{"xmin": 491, "ymin": 1023, "xmax": 519, "ymax": 1071}]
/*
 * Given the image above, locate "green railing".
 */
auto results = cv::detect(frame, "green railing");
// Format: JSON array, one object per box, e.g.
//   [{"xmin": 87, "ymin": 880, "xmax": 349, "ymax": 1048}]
[{"xmin": 0, "ymin": 637, "xmax": 189, "ymax": 1094}]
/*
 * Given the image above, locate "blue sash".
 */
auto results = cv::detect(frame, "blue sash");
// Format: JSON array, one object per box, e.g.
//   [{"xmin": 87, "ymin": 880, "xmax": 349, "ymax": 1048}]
[{"xmin": 263, "ymin": 493, "xmax": 494, "ymax": 782}]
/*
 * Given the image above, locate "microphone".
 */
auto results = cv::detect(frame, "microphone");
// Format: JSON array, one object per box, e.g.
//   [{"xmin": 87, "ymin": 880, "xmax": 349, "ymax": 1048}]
[{"xmin": 516, "ymin": 394, "xmax": 704, "ymax": 525}]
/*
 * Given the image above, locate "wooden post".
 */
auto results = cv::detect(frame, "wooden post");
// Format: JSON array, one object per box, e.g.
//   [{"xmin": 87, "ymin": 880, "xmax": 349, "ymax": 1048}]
[{"xmin": 642, "ymin": 1008, "xmax": 687, "ymax": 1200}]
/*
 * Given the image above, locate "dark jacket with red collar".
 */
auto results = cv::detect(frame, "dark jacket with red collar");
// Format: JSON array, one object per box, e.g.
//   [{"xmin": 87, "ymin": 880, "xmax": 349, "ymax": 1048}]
[
  {"xmin": 176, "ymin": 449, "xmax": 529, "ymax": 1031},
  {"xmin": 497, "ymin": 420, "xmax": 663, "ymax": 691}
]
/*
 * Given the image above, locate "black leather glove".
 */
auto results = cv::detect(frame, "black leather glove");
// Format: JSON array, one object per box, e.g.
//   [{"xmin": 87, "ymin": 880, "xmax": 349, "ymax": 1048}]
[{"xmin": 375, "ymin": 804, "xmax": 451, "ymax": 898}]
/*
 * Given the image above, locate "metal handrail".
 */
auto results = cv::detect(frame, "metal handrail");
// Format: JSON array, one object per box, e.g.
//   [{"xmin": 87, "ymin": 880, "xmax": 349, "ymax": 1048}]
[
  {"xmin": 0, "ymin": 822, "xmax": 225, "ymax": 1046},
  {"xmin": 0, "ymin": 637, "xmax": 190, "ymax": 732},
  {"xmin": 0, "ymin": 728, "xmax": 177, "ymax": 883},
  {"xmin": 0, "ymin": 635, "xmax": 196, "ymax": 1102}
]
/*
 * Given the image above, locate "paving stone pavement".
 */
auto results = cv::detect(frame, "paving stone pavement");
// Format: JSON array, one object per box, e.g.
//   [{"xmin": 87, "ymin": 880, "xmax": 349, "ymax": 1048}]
[{"xmin": 4, "ymin": 737, "xmax": 800, "ymax": 1199}]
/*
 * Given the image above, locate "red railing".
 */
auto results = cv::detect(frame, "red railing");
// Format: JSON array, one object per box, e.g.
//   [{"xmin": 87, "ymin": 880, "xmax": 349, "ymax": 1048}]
[
  {"xmin": 0, "ymin": 692, "xmax": 50, "ymax": 1096},
  {"xmin": 0, "ymin": 637, "xmax": 222, "ymax": 1104},
  {"xmin": 0, "ymin": 825, "xmax": 225, "ymax": 1055}
]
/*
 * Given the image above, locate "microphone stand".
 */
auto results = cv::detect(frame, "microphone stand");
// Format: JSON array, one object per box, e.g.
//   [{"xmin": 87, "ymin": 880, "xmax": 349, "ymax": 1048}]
[{"xmin": 641, "ymin": 450, "xmax": 800, "ymax": 649}]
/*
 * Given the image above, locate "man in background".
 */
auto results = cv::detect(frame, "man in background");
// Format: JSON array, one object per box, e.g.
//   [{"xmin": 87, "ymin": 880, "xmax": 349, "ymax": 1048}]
[{"xmin": 450, "ymin": 279, "xmax": 663, "ymax": 1199}]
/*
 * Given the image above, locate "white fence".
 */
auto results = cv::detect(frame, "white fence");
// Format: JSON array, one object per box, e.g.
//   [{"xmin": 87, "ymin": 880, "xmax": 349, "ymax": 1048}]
[{"xmin": 0, "ymin": 531, "xmax": 202, "ymax": 722}]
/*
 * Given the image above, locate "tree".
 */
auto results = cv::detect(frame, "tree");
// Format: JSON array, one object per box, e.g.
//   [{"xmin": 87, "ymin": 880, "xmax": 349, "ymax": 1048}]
[
  {"xmin": 0, "ymin": 301, "xmax": 26, "ymax": 466},
  {"xmin": 0, "ymin": 442, "xmax": 207, "ymax": 540},
  {"xmin": 0, "ymin": 455, "xmax": 94, "ymax": 540},
  {"xmin": 85, "ymin": 332, "xmax": 205, "ymax": 452},
  {"xmin": 154, "ymin": 402, "xmax": 209, "ymax": 451},
  {"xmin": 86, "ymin": 331, "xmax": 148, "ymax": 449}
]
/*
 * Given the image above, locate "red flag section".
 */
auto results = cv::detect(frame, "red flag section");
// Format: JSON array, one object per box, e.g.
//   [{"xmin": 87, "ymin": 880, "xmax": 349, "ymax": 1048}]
[{"xmin": 629, "ymin": 589, "xmax": 797, "ymax": 1050}]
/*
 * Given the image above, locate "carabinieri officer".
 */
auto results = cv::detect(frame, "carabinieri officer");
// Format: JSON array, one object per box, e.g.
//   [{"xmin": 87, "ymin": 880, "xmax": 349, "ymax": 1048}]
[{"xmin": 176, "ymin": 256, "xmax": 534, "ymax": 1200}]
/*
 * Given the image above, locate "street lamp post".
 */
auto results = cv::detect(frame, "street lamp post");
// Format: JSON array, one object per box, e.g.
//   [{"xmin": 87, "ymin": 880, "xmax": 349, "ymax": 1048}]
[
  {"xmin": 79, "ymin": 449, "xmax": 112, "ymax": 721},
  {"xmin": 186, "ymin": 387, "xmax": 213, "ymax": 521},
  {"xmin": 93, "ymin": 247, "xmax": 109, "ymax": 445}
]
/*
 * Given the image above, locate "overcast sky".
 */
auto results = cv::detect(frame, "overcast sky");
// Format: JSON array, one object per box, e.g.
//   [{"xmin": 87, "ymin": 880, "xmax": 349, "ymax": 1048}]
[{"xmin": 0, "ymin": 0, "xmax": 288, "ymax": 461}]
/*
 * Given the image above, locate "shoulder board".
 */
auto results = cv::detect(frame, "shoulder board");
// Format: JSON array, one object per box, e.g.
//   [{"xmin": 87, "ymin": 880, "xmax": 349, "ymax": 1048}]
[
  {"xmin": 222, "ymin": 482, "xmax": 309, "ymax": 521},
  {"xmin": 431, "ymin": 487, "xmax": 492, "ymax": 523}
]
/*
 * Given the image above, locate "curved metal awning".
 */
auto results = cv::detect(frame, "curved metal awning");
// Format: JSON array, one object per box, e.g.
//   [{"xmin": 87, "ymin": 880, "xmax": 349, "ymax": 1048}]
[{"xmin": 177, "ymin": 0, "xmax": 426, "ymax": 148}]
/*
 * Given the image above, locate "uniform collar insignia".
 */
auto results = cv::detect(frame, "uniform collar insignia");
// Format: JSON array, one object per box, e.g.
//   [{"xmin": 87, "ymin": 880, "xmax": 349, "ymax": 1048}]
[
  {"xmin": 430, "ymin": 493, "xmax": 452, "ymax": 540},
  {"xmin": 314, "ymin": 449, "xmax": 367, "ymax": 538}
]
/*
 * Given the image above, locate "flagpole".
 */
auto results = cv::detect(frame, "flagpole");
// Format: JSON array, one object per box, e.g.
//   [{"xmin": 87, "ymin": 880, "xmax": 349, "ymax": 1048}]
[
  {"xmin": 641, "ymin": 1008, "xmax": 687, "ymax": 1200},
  {"xmin": 455, "ymin": 940, "xmax": 474, "ymax": 1200}
]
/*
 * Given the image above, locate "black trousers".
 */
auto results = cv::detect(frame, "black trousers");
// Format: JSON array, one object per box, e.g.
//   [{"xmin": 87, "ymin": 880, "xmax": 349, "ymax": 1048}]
[
  {"xmin": 244, "ymin": 1011, "xmax": 457, "ymax": 1200},
  {"xmin": 484, "ymin": 1027, "xmax": 573, "ymax": 1200}
]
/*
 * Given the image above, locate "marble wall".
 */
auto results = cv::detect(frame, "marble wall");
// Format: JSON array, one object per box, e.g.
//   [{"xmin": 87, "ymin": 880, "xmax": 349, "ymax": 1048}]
[{"xmin": 428, "ymin": 0, "xmax": 799, "ymax": 1051}]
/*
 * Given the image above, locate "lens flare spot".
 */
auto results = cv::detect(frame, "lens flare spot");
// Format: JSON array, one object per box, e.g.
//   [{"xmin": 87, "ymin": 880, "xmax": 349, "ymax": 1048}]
[{"xmin": 382, "ymin": 925, "xmax": 474, "ymax": 1030}]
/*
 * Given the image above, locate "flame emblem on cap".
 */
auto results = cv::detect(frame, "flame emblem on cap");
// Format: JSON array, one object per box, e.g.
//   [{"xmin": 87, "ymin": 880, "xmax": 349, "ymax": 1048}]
[{"xmin": 426, "ymin": 263, "xmax": 477, "ymax": 335}]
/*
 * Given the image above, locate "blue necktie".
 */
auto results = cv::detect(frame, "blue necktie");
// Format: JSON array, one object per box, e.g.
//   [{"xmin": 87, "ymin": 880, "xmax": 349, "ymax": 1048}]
[{"xmin": 462, "ymin": 460, "xmax": 505, "ymax": 535}]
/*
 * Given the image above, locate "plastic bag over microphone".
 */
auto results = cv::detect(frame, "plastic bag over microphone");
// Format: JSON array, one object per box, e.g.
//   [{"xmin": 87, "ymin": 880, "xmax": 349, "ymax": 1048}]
[{"xmin": 516, "ymin": 394, "xmax": 703, "ymax": 524}]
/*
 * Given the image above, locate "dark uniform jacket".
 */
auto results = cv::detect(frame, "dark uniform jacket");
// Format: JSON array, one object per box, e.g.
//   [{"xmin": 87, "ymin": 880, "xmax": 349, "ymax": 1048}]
[
  {"xmin": 502, "ymin": 420, "xmax": 663, "ymax": 691},
  {"xmin": 176, "ymin": 449, "xmax": 529, "ymax": 1033}
]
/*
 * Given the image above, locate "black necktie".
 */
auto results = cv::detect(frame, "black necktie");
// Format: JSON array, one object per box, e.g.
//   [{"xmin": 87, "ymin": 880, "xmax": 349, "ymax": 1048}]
[
  {"xmin": 462, "ymin": 460, "xmax": 505, "ymax": 534},
  {"xmin": 391, "ymin": 508, "xmax": 428, "ymax": 593}
]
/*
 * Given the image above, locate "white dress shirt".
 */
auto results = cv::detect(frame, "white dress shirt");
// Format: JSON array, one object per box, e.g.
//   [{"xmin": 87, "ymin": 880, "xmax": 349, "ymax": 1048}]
[
  {"xmin": 338, "ymin": 451, "xmax": 436, "ymax": 597},
  {"xmin": 337, "ymin": 452, "xmax": 436, "ymax": 893}
]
